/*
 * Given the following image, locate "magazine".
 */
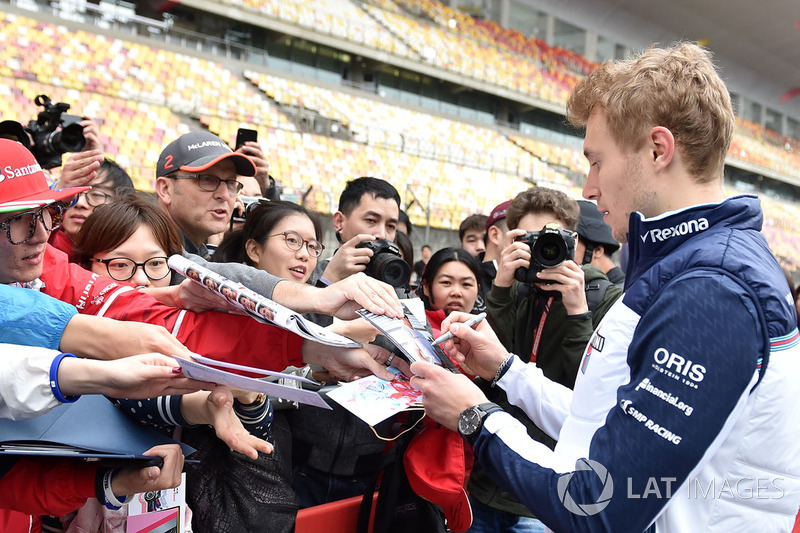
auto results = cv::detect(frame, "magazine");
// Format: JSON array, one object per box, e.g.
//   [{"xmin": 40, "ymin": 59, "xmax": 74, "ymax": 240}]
[
  {"xmin": 168, "ymin": 255, "xmax": 361, "ymax": 348},
  {"xmin": 176, "ymin": 355, "xmax": 330, "ymax": 410},
  {"xmin": 356, "ymin": 303, "xmax": 458, "ymax": 371},
  {"xmin": 327, "ymin": 367, "xmax": 423, "ymax": 426}
]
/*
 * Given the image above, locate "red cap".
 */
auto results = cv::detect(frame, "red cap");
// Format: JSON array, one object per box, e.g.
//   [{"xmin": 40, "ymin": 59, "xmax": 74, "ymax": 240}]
[
  {"xmin": 0, "ymin": 139, "xmax": 89, "ymax": 213},
  {"xmin": 404, "ymin": 423, "xmax": 474, "ymax": 532},
  {"xmin": 485, "ymin": 199, "xmax": 512, "ymax": 229}
]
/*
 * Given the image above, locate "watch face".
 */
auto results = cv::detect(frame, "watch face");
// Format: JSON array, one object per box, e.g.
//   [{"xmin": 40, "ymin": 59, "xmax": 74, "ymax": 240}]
[{"xmin": 458, "ymin": 407, "xmax": 482, "ymax": 437}]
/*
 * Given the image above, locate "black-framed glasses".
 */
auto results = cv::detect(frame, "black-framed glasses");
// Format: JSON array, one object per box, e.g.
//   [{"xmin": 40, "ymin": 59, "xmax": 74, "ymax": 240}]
[
  {"xmin": 168, "ymin": 174, "xmax": 243, "ymax": 195},
  {"xmin": 74, "ymin": 188, "xmax": 113, "ymax": 207},
  {"xmin": 93, "ymin": 256, "xmax": 171, "ymax": 282},
  {"xmin": 0, "ymin": 204, "xmax": 64, "ymax": 245},
  {"xmin": 270, "ymin": 231, "xmax": 325, "ymax": 257}
]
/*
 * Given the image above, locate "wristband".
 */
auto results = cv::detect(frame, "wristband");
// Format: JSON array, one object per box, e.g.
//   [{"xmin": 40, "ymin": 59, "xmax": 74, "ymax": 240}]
[
  {"xmin": 490, "ymin": 353, "xmax": 514, "ymax": 388},
  {"xmin": 95, "ymin": 468, "xmax": 128, "ymax": 510},
  {"xmin": 49, "ymin": 353, "xmax": 80, "ymax": 404}
]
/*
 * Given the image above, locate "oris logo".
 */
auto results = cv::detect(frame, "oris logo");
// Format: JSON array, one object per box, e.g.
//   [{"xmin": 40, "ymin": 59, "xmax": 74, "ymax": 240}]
[
  {"xmin": 640, "ymin": 218, "xmax": 708, "ymax": 243},
  {"xmin": 653, "ymin": 348, "xmax": 706, "ymax": 383}
]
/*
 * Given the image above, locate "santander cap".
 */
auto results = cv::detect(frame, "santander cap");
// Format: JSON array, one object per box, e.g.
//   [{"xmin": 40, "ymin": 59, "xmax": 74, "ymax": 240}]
[{"xmin": 0, "ymin": 139, "xmax": 89, "ymax": 213}]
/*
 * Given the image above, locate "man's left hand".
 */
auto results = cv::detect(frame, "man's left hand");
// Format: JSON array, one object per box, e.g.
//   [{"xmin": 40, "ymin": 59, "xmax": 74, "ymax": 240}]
[{"xmin": 409, "ymin": 361, "xmax": 488, "ymax": 431}]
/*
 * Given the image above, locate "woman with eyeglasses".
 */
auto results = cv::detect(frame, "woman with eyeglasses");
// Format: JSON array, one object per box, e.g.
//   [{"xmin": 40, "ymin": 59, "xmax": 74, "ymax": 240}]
[
  {"xmin": 72, "ymin": 193, "xmax": 181, "ymax": 289},
  {"xmin": 213, "ymin": 200, "xmax": 324, "ymax": 284},
  {"xmin": 48, "ymin": 158, "xmax": 134, "ymax": 259}
]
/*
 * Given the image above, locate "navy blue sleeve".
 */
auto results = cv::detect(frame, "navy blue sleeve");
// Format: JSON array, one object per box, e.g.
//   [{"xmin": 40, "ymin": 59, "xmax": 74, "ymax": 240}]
[
  {"xmin": 114, "ymin": 396, "xmax": 195, "ymax": 430},
  {"xmin": 472, "ymin": 271, "xmax": 762, "ymax": 532}
]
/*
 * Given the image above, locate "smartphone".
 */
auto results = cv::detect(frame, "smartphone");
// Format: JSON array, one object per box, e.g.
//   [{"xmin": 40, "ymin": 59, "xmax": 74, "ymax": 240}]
[{"xmin": 235, "ymin": 127, "xmax": 258, "ymax": 150}]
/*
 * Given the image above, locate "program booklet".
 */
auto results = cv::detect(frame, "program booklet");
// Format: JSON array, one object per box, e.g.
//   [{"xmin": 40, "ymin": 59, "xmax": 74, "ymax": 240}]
[{"xmin": 168, "ymin": 255, "xmax": 361, "ymax": 348}]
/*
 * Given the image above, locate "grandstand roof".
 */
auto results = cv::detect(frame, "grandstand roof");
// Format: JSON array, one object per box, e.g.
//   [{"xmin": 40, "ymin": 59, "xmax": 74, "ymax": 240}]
[{"xmin": 526, "ymin": 0, "xmax": 800, "ymax": 118}]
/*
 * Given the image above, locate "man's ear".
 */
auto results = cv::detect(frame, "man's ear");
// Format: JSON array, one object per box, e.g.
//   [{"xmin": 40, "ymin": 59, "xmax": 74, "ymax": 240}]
[
  {"xmin": 593, "ymin": 244, "xmax": 605, "ymax": 260},
  {"xmin": 332, "ymin": 211, "xmax": 345, "ymax": 232},
  {"xmin": 649, "ymin": 126, "xmax": 675, "ymax": 170},
  {"xmin": 245, "ymin": 238, "xmax": 261, "ymax": 265},
  {"xmin": 487, "ymin": 225, "xmax": 503, "ymax": 246},
  {"xmin": 154, "ymin": 176, "xmax": 172, "ymax": 207}
]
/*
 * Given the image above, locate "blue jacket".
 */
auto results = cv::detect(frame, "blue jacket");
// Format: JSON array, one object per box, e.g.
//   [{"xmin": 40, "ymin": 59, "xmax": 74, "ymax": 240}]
[
  {"xmin": 0, "ymin": 284, "xmax": 76, "ymax": 349},
  {"xmin": 474, "ymin": 196, "xmax": 800, "ymax": 532}
]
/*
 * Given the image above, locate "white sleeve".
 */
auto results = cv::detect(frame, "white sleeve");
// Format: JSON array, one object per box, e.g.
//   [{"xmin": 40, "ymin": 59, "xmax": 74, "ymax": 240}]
[
  {"xmin": 497, "ymin": 355, "xmax": 573, "ymax": 440},
  {"xmin": 0, "ymin": 344, "xmax": 62, "ymax": 420}
]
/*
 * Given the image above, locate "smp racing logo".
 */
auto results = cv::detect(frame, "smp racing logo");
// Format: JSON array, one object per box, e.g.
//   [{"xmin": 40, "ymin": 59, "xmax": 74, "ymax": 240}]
[
  {"xmin": 558, "ymin": 459, "xmax": 614, "ymax": 516},
  {"xmin": 640, "ymin": 218, "xmax": 708, "ymax": 243}
]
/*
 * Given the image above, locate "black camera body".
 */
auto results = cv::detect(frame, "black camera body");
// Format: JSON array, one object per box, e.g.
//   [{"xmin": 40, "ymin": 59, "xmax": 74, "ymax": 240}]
[
  {"xmin": 514, "ymin": 223, "xmax": 576, "ymax": 284},
  {"xmin": 232, "ymin": 195, "xmax": 270, "ymax": 223},
  {"xmin": 356, "ymin": 238, "xmax": 410, "ymax": 288},
  {"xmin": 27, "ymin": 95, "xmax": 86, "ymax": 169}
]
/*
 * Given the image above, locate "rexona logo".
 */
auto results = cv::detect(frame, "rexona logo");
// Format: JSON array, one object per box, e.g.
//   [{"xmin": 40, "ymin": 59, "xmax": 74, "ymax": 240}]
[
  {"xmin": 557, "ymin": 458, "xmax": 614, "ymax": 516},
  {"xmin": 640, "ymin": 218, "xmax": 708, "ymax": 243},
  {"xmin": 1, "ymin": 162, "xmax": 42, "ymax": 183}
]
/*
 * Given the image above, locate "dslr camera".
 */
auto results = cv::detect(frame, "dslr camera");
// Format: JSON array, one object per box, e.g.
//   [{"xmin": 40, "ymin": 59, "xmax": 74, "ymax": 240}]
[
  {"xmin": 514, "ymin": 223, "xmax": 576, "ymax": 284},
  {"xmin": 27, "ymin": 94, "xmax": 86, "ymax": 169},
  {"xmin": 355, "ymin": 238, "xmax": 410, "ymax": 288}
]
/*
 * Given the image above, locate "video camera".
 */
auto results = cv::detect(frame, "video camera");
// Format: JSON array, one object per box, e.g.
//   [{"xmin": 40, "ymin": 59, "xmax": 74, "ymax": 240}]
[
  {"xmin": 0, "ymin": 95, "xmax": 86, "ymax": 170},
  {"xmin": 514, "ymin": 223, "xmax": 576, "ymax": 284},
  {"xmin": 355, "ymin": 238, "xmax": 411, "ymax": 288}
]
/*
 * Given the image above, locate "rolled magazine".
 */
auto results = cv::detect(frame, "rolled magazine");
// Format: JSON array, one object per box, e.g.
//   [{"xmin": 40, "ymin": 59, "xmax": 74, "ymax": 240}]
[{"xmin": 168, "ymin": 255, "xmax": 361, "ymax": 348}]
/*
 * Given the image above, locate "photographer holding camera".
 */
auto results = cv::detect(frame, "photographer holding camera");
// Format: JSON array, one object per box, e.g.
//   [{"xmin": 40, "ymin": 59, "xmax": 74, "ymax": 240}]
[
  {"xmin": 468, "ymin": 186, "xmax": 623, "ymax": 533},
  {"xmin": 309, "ymin": 176, "xmax": 405, "ymax": 304}
]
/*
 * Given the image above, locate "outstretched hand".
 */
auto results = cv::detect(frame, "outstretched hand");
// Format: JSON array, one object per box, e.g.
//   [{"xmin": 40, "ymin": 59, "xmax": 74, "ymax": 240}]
[
  {"xmin": 302, "ymin": 340, "xmax": 395, "ymax": 382},
  {"xmin": 203, "ymin": 386, "xmax": 274, "ymax": 460},
  {"xmin": 317, "ymin": 272, "xmax": 403, "ymax": 320}
]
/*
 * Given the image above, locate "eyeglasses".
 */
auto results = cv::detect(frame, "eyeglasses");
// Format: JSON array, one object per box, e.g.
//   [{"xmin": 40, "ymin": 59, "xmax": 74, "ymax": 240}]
[
  {"xmin": 0, "ymin": 204, "xmax": 64, "ymax": 245},
  {"xmin": 74, "ymin": 188, "xmax": 113, "ymax": 207},
  {"xmin": 270, "ymin": 231, "xmax": 325, "ymax": 258},
  {"xmin": 168, "ymin": 174, "xmax": 244, "ymax": 195},
  {"xmin": 93, "ymin": 256, "xmax": 171, "ymax": 282}
]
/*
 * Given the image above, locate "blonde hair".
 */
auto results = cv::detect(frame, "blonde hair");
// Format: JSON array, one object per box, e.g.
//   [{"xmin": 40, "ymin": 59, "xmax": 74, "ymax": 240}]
[{"xmin": 566, "ymin": 42, "xmax": 735, "ymax": 182}]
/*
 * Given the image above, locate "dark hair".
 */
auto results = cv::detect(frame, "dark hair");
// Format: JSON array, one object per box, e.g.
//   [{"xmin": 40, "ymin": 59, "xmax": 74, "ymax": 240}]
[
  {"xmin": 393, "ymin": 230, "xmax": 414, "ymax": 285},
  {"xmin": 398, "ymin": 209, "xmax": 412, "ymax": 235},
  {"xmin": 213, "ymin": 200, "xmax": 322, "ymax": 266},
  {"xmin": 417, "ymin": 247, "xmax": 481, "ymax": 311},
  {"xmin": 506, "ymin": 187, "xmax": 580, "ymax": 232},
  {"xmin": 72, "ymin": 194, "xmax": 182, "ymax": 269},
  {"xmin": 459, "ymin": 214, "xmax": 488, "ymax": 242},
  {"xmin": 95, "ymin": 158, "xmax": 134, "ymax": 193},
  {"xmin": 338, "ymin": 177, "xmax": 401, "ymax": 216}
]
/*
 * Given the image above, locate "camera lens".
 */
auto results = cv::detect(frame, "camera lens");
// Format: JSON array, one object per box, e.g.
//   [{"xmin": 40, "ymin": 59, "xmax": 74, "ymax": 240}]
[
  {"xmin": 369, "ymin": 253, "xmax": 411, "ymax": 288},
  {"xmin": 533, "ymin": 233, "xmax": 567, "ymax": 267},
  {"xmin": 54, "ymin": 123, "xmax": 86, "ymax": 152}
]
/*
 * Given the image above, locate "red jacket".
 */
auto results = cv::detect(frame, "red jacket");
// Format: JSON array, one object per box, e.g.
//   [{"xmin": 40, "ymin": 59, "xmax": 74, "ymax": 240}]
[
  {"xmin": 47, "ymin": 228, "xmax": 74, "ymax": 260},
  {"xmin": 0, "ymin": 458, "xmax": 98, "ymax": 533},
  {"xmin": 40, "ymin": 244, "xmax": 304, "ymax": 369}
]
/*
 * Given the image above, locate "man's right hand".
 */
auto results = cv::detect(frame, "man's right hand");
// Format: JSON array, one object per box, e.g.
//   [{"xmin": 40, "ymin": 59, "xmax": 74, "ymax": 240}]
[
  {"xmin": 61, "ymin": 314, "xmax": 194, "ymax": 360},
  {"xmin": 321, "ymin": 234, "xmax": 376, "ymax": 283},
  {"xmin": 437, "ymin": 311, "xmax": 509, "ymax": 381},
  {"xmin": 52, "ymin": 149, "xmax": 104, "ymax": 190},
  {"xmin": 316, "ymin": 272, "xmax": 402, "ymax": 320},
  {"xmin": 494, "ymin": 228, "xmax": 531, "ymax": 288}
]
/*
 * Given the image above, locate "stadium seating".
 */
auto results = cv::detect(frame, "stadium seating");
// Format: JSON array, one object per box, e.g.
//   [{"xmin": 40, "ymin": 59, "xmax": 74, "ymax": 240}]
[{"xmin": 1, "ymin": 5, "xmax": 799, "ymax": 271}]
